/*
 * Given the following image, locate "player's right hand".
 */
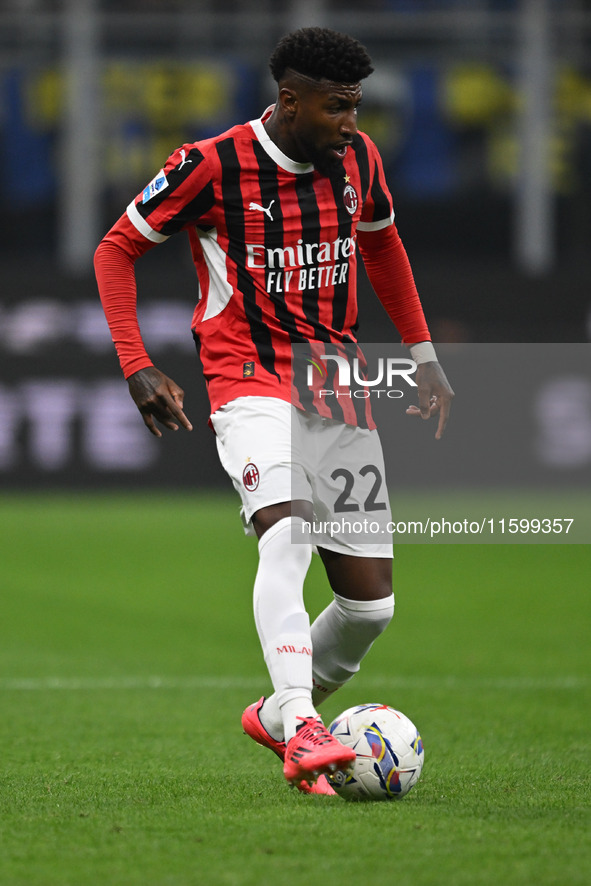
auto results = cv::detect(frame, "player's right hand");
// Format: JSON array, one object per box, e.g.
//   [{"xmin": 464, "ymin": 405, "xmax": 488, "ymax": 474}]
[{"xmin": 127, "ymin": 367, "xmax": 193, "ymax": 437}]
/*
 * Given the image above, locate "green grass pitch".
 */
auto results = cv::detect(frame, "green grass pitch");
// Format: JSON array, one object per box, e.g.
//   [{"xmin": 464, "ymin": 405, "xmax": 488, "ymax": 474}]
[{"xmin": 0, "ymin": 493, "xmax": 589, "ymax": 886}]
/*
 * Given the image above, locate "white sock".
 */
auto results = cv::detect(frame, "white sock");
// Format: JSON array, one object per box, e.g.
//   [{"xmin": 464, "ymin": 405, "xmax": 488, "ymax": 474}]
[
  {"xmin": 259, "ymin": 696, "xmax": 319, "ymax": 745},
  {"xmin": 311, "ymin": 592, "xmax": 395, "ymax": 706},
  {"xmin": 260, "ymin": 591, "xmax": 394, "ymax": 738},
  {"xmin": 257, "ymin": 698, "xmax": 284, "ymax": 743},
  {"xmin": 253, "ymin": 516, "xmax": 318, "ymax": 742},
  {"xmin": 279, "ymin": 697, "xmax": 319, "ymax": 742}
]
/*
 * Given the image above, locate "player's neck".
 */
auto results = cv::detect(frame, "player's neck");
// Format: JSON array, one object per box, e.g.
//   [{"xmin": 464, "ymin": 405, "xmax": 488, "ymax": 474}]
[{"xmin": 263, "ymin": 109, "xmax": 307, "ymax": 165}]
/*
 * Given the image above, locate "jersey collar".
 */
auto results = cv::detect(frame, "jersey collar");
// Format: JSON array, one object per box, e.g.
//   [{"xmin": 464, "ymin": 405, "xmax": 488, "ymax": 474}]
[{"xmin": 250, "ymin": 106, "xmax": 314, "ymax": 175}]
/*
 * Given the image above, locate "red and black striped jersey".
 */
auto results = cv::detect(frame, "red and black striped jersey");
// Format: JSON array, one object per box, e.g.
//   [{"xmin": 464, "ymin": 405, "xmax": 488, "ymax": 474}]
[
  {"xmin": 103, "ymin": 106, "xmax": 432, "ymax": 428},
  {"xmin": 125, "ymin": 107, "xmax": 402, "ymax": 426}
]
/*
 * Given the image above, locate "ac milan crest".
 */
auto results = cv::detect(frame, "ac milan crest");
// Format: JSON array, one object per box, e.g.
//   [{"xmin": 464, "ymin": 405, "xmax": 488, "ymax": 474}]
[
  {"xmin": 343, "ymin": 183, "xmax": 358, "ymax": 215},
  {"xmin": 242, "ymin": 462, "xmax": 260, "ymax": 491}
]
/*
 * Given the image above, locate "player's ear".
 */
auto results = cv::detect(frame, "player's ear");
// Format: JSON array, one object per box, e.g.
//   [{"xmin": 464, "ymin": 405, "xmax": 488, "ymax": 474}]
[{"xmin": 278, "ymin": 86, "xmax": 298, "ymax": 118}]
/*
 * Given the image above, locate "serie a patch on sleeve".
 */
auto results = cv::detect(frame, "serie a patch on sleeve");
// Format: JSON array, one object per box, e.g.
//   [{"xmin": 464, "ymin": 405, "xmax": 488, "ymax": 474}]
[{"xmin": 142, "ymin": 170, "xmax": 168, "ymax": 203}]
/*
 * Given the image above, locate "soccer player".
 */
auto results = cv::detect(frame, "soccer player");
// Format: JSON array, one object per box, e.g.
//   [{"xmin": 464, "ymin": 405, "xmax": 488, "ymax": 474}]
[{"xmin": 94, "ymin": 27, "xmax": 454, "ymax": 795}]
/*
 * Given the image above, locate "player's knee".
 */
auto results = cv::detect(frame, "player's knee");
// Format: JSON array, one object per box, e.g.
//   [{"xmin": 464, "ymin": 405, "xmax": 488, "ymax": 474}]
[
  {"xmin": 365, "ymin": 593, "xmax": 395, "ymax": 636},
  {"xmin": 335, "ymin": 592, "xmax": 394, "ymax": 638}
]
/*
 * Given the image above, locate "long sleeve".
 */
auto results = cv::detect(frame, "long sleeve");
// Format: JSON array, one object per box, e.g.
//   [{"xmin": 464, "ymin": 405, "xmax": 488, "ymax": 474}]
[
  {"xmin": 358, "ymin": 223, "xmax": 431, "ymax": 345},
  {"xmin": 94, "ymin": 213, "xmax": 156, "ymax": 378}
]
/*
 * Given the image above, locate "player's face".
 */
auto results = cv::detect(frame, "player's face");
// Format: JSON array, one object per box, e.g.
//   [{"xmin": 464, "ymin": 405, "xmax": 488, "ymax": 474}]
[{"xmin": 292, "ymin": 82, "xmax": 362, "ymax": 175}]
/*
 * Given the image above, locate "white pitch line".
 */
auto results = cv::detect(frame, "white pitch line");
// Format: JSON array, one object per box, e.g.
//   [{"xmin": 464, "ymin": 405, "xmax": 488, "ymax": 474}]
[
  {"xmin": 0, "ymin": 676, "xmax": 261, "ymax": 691},
  {"xmin": 0, "ymin": 675, "xmax": 587, "ymax": 691}
]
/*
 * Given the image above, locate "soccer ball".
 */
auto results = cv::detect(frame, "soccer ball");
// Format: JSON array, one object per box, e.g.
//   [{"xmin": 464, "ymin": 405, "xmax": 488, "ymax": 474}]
[{"xmin": 327, "ymin": 703, "xmax": 424, "ymax": 801}]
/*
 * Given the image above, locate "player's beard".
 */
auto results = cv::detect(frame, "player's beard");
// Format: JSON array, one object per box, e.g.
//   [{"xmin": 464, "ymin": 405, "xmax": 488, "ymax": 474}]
[
  {"xmin": 311, "ymin": 148, "xmax": 346, "ymax": 180},
  {"xmin": 299, "ymin": 135, "xmax": 346, "ymax": 179}
]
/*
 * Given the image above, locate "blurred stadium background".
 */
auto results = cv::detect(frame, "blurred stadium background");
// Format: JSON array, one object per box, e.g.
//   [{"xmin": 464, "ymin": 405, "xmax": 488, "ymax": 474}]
[{"xmin": 1, "ymin": 0, "xmax": 590, "ymax": 492}]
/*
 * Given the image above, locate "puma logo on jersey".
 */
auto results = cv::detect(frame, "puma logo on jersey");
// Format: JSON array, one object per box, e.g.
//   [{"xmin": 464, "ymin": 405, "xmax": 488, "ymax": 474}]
[
  {"xmin": 178, "ymin": 149, "xmax": 193, "ymax": 170},
  {"xmin": 249, "ymin": 200, "xmax": 275, "ymax": 221}
]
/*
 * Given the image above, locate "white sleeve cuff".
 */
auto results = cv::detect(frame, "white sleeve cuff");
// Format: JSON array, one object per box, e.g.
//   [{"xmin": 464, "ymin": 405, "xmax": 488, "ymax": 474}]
[{"xmin": 409, "ymin": 341, "xmax": 437, "ymax": 364}]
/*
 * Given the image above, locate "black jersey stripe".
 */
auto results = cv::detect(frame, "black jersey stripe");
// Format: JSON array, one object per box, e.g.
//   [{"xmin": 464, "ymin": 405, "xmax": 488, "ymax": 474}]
[
  {"xmin": 294, "ymin": 172, "xmax": 322, "ymax": 334},
  {"xmin": 329, "ymin": 173, "xmax": 355, "ymax": 334},
  {"xmin": 136, "ymin": 148, "xmax": 213, "ymax": 233},
  {"xmin": 160, "ymin": 181, "xmax": 215, "ymax": 236},
  {"xmin": 317, "ymin": 341, "xmax": 347, "ymax": 424},
  {"xmin": 369, "ymin": 157, "xmax": 392, "ymax": 221},
  {"xmin": 348, "ymin": 139, "xmax": 370, "ymax": 343},
  {"xmin": 352, "ymin": 134, "xmax": 371, "ymax": 204},
  {"xmin": 292, "ymin": 172, "xmax": 325, "ymax": 416},
  {"xmin": 160, "ymin": 147, "xmax": 216, "ymax": 234},
  {"xmin": 216, "ymin": 137, "xmax": 279, "ymax": 380},
  {"xmin": 330, "ymin": 174, "xmax": 370, "ymax": 428},
  {"xmin": 252, "ymin": 141, "xmax": 308, "ymax": 344},
  {"xmin": 291, "ymin": 172, "xmax": 347, "ymax": 418}
]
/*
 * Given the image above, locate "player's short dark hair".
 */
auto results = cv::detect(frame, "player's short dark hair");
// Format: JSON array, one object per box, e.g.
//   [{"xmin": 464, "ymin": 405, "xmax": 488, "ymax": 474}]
[{"xmin": 269, "ymin": 27, "xmax": 374, "ymax": 85}]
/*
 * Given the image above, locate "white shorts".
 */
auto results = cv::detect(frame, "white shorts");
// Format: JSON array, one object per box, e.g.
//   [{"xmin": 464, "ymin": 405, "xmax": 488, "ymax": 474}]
[{"xmin": 211, "ymin": 396, "xmax": 393, "ymax": 557}]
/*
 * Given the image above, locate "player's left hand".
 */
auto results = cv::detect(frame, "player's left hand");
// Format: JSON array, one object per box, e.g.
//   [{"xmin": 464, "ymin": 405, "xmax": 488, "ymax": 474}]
[{"xmin": 406, "ymin": 361, "xmax": 454, "ymax": 440}]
